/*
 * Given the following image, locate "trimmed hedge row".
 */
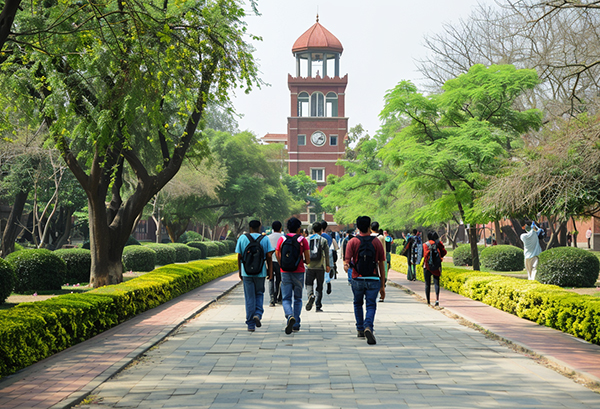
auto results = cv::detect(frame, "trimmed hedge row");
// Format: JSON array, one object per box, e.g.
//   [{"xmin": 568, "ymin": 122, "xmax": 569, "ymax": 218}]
[
  {"xmin": 0, "ymin": 258, "xmax": 16, "ymax": 305},
  {"xmin": 168, "ymin": 243, "xmax": 191, "ymax": 263},
  {"xmin": 5, "ymin": 250, "xmax": 66, "ymax": 293},
  {"xmin": 141, "ymin": 243, "xmax": 177, "ymax": 266},
  {"xmin": 391, "ymin": 254, "xmax": 600, "ymax": 345},
  {"xmin": 54, "ymin": 248, "xmax": 92, "ymax": 284},
  {"xmin": 122, "ymin": 246, "xmax": 156, "ymax": 272},
  {"xmin": 480, "ymin": 245, "xmax": 524, "ymax": 272},
  {"xmin": 0, "ymin": 255, "xmax": 238, "ymax": 378}
]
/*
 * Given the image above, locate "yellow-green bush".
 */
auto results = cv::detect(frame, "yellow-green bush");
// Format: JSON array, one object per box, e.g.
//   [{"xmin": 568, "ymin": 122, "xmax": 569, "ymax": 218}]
[
  {"xmin": 390, "ymin": 253, "xmax": 600, "ymax": 345},
  {"xmin": 0, "ymin": 256, "xmax": 237, "ymax": 378}
]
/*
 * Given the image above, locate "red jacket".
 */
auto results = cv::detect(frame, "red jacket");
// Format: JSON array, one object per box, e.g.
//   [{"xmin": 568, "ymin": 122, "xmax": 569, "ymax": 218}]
[{"xmin": 422, "ymin": 240, "xmax": 447, "ymax": 275}]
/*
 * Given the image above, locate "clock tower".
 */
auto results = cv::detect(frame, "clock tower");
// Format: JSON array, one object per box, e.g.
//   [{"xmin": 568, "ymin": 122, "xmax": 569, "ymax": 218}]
[{"xmin": 287, "ymin": 18, "xmax": 348, "ymax": 184}]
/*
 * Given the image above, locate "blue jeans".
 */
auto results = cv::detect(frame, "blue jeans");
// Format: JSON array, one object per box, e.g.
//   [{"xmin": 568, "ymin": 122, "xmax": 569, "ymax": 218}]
[
  {"xmin": 351, "ymin": 278, "xmax": 380, "ymax": 332},
  {"xmin": 242, "ymin": 276, "xmax": 265, "ymax": 329},
  {"xmin": 281, "ymin": 272, "xmax": 304, "ymax": 330}
]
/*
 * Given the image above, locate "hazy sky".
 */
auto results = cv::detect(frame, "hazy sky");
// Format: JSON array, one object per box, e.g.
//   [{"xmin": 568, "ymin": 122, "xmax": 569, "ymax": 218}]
[{"xmin": 232, "ymin": 0, "xmax": 495, "ymax": 138}]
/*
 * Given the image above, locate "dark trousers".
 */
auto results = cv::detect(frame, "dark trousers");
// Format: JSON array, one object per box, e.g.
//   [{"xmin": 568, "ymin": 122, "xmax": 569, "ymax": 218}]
[
  {"xmin": 269, "ymin": 261, "xmax": 282, "ymax": 303},
  {"xmin": 424, "ymin": 269, "xmax": 440, "ymax": 304},
  {"xmin": 305, "ymin": 268, "xmax": 325, "ymax": 309}
]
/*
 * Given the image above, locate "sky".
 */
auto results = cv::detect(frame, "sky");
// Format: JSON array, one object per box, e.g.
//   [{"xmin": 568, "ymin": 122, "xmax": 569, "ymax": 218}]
[{"xmin": 232, "ymin": 0, "xmax": 497, "ymax": 139}]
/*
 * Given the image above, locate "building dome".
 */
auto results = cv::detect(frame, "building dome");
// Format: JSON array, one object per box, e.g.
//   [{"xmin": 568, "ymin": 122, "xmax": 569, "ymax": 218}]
[{"xmin": 292, "ymin": 20, "xmax": 343, "ymax": 55}]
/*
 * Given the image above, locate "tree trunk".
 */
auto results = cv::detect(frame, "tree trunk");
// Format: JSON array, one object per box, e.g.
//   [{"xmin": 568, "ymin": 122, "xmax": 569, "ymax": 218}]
[
  {"xmin": 572, "ymin": 216, "xmax": 578, "ymax": 248},
  {"xmin": 494, "ymin": 220, "xmax": 501, "ymax": 244},
  {"xmin": 53, "ymin": 207, "xmax": 73, "ymax": 249},
  {"xmin": 546, "ymin": 220, "xmax": 568, "ymax": 249},
  {"xmin": 468, "ymin": 225, "xmax": 480, "ymax": 271},
  {"xmin": 0, "ymin": 189, "xmax": 28, "ymax": 257}
]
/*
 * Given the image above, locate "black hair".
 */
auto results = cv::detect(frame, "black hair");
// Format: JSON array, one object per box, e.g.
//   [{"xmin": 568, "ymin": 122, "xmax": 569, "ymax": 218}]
[
  {"xmin": 272, "ymin": 221, "xmax": 282, "ymax": 232},
  {"xmin": 249, "ymin": 220, "xmax": 261, "ymax": 230},
  {"xmin": 320, "ymin": 220, "xmax": 328, "ymax": 230},
  {"xmin": 312, "ymin": 222, "xmax": 322, "ymax": 233},
  {"xmin": 427, "ymin": 231, "xmax": 439, "ymax": 241},
  {"xmin": 356, "ymin": 216, "xmax": 371, "ymax": 233},
  {"xmin": 287, "ymin": 217, "xmax": 302, "ymax": 233},
  {"xmin": 412, "ymin": 229, "xmax": 418, "ymax": 235},
  {"xmin": 371, "ymin": 221, "xmax": 380, "ymax": 231}
]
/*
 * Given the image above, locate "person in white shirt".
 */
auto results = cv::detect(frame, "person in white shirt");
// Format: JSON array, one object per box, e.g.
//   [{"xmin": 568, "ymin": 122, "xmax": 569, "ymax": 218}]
[
  {"xmin": 267, "ymin": 221, "xmax": 285, "ymax": 307},
  {"xmin": 520, "ymin": 221, "xmax": 543, "ymax": 281}
]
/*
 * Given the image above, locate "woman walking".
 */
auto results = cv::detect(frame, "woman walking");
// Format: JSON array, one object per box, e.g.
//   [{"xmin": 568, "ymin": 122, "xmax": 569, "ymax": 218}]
[{"xmin": 422, "ymin": 231, "xmax": 447, "ymax": 307}]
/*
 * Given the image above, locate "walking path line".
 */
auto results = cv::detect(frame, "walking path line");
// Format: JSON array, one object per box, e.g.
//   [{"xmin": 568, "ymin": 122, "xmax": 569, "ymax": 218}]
[
  {"xmin": 387, "ymin": 269, "xmax": 600, "ymax": 384},
  {"xmin": 0, "ymin": 272, "xmax": 240, "ymax": 409}
]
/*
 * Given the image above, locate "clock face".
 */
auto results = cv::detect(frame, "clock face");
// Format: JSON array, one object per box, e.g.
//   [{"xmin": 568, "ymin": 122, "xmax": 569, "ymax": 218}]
[{"xmin": 311, "ymin": 131, "xmax": 326, "ymax": 147}]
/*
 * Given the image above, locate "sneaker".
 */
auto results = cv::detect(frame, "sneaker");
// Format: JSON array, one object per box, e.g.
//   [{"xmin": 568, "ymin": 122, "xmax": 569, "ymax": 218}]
[
  {"xmin": 293, "ymin": 328, "xmax": 300, "ymax": 332},
  {"xmin": 253, "ymin": 315, "xmax": 262, "ymax": 328},
  {"xmin": 326, "ymin": 283, "xmax": 332, "ymax": 294},
  {"xmin": 364, "ymin": 327, "xmax": 376, "ymax": 345},
  {"xmin": 248, "ymin": 328, "xmax": 255, "ymax": 332},
  {"xmin": 379, "ymin": 298, "xmax": 384, "ymax": 302},
  {"xmin": 357, "ymin": 330, "xmax": 365, "ymax": 338},
  {"xmin": 269, "ymin": 302, "xmax": 276, "ymax": 307},
  {"xmin": 285, "ymin": 316, "xmax": 296, "ymax": 335},
  {"xmin": 434, "ymin": 300, "xmax": 439, "ymax": 307},
  {"xmin": 316, "ymin": 307, "xmax": 323, "ymax": 312},
  {"xmin": 306, "ymin": 294, "xmax": 315, "ymax": 311}
]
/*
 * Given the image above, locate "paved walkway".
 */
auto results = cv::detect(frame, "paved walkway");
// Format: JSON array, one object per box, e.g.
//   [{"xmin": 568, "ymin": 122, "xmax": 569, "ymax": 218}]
[{"xmin": 1, "ymin": 266, "xmax": 599, "ymax": 409}]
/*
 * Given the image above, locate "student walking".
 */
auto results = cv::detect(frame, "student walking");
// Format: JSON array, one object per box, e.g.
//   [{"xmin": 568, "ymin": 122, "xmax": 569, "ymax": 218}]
[
  {"xmin": 276, "ymin": 217, "xmax": 310, "ymax": 334},
  {"xmin": 235, "ymin": 220, "xmax": 274, "ymax": 332},
  {"xmin": 342, "ymin": 229, "xmax": 354, "ymax": 284},
  {"xmin": 267, "ymin": 221, "xmax": 284, "ymax": 307},
  {"xmin": 344, "ymin": 216, "xmax": 386, "ymax": 345},
  {"xmin": 406, "ymin": 229, "xmax": 422, "ymax": 281},
  {"xmin": 305, "ymin": 222, "xmax": 330, "ymax": 312},
  {"xmin": 320, "ymin": 221, "xmax": 339, "ymax": 294},
  {"xmin": 422, "ymin": 231, "xmax": 447, "ymax": 307}
]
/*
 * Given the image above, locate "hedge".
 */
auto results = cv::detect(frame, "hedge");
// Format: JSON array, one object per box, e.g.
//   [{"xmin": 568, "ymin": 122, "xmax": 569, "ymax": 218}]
[
  {"xmin": 391, "ymin": 254, "xmax": 600, "ymax": 345},
  {"xmin": 453, "ymin": 244, "xmax": 485, "ymax": 266},
  {"xmin": 5, "ymin": 249, "xmax": 66, "ymax": 293},
  {"xmin": 187, "ymin": 241, "xmax": 207, "ymax": 259},
  {"xmin": 122, "ymin": 246, "xmax": 156, "ymax": 272},
  {"xmin": 0, "ymin": 258, "xmax": 16, "ymax": 305},
  {"xmin": 188, "ymin": 247, "xmax": 203, "ymax": 260},
  {"xmin": 167, "ymin": 243, "xmax": 191, "ymax": 263},
  {"xmin": 54, "ymin": 248, "xmax": 92, "ymax": 284},
  {"xmin": 480, "ymin": 245, "xmax": 524, "ymax": 272},
  {"xmin": 204, "ymin": 242, "xmax": 220, "ymax": 257},
  {"xmin": 223, "ymin": 240, "xmax": 236, "ymax": 253},
  {"xmin": 0, "ymin": 255, "xmax": 237, "ymax": 378},
  {"xmin": 537, "ymin": 247, "xmax": 599, "ymax": 288},
  {"xmin": 141, "ymin": 243, "xmax": 177, "ymax": 266},
  {"xmin": 177, "ymin": 231, "xmax": 204, "ymax": 244},
  {"xmin": 214, "ymin": 241, "xmax": 228, "ymax": 256}
]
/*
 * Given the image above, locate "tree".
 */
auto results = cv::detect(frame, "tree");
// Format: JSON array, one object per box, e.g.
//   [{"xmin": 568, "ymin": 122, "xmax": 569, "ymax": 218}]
[
  {"xmin": 379, "ymin": 64, "xmax": 542, "ymax": 270},
  {"xmin": 282, "ymin": 171, "xmax": 320, "ymax": 214},
  {"xmin": 0, "ymin": 1, "xmax": 259, "ymax": 286}
]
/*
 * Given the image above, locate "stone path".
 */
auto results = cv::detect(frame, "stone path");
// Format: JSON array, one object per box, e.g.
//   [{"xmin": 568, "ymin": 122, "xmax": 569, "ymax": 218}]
[{"xmin": 73, "ymin": 275, "xmax": 600, "ymax": 409}]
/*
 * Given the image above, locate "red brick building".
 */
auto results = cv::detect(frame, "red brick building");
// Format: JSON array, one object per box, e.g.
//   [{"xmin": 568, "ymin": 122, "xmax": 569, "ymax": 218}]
[{"xmin": 263, "ymin": 18, "xmax": 348, "ymax": 229}]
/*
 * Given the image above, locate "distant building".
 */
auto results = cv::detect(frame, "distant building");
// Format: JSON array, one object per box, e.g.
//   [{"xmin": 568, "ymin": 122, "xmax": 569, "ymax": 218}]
[{"xmin": 262, "ymin": 17, "xmax": 348, "ymax": 229}]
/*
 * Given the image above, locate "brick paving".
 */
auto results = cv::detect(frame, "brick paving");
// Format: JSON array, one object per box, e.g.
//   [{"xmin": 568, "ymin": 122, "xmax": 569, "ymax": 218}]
[{"xmin": 1, "ymin": 264, "xmax": 599, "ymax": 409}]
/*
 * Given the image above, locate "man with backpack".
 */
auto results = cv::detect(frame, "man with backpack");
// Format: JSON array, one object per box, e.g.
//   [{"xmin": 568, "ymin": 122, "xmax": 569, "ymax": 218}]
[
  {"xmin": 235, "ymin": 220, "xmax": 275, "ymax": 332},
  {"xmin": 276, "ymin": 217, "xmax": 310, "ymax": 334},
  {"xmin": 305, "ymin": 222, "xmax": 330, "ymax": 313},
  {"xmin": 320, "ymin": 221, "xmax": 339, "ymax": 294},
  {"xmin": 344, "ymin": 216, "xmax": 386, "ymax": 345},
  {"xmin": 422, "ymin": 231, "xmax": 447, "ymax": 307},
  {"xmin": 342, "ymin": 229, "xmax": 354, "ymax": 284},
  {"xmin": 267, "ymin": 221, "xmax": 284, "ymax": 307}
]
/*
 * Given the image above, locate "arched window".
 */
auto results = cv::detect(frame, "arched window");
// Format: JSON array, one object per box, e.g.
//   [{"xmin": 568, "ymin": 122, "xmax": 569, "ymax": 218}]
[
  {"xmin": 326, "ymin": 92, "xmax": 338, "ymax": 117},
  {"xmin": 298, "ymin": 92, "xmax": 309, "ymax": 117},
  {"xmin": 311, "ymin": 92, "xmax": 325, "ymax": 117}
]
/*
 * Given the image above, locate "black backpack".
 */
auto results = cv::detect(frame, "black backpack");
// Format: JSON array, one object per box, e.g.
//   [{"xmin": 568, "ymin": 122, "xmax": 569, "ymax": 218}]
[
  {"xmin": 309, "ymin": 235, "xmax": 322, "ymax": 262},
  {"xmin": 280, "ymin": 234, "xmax": 302, "ymax": 271},
  {"xmin": 356, "ymin": 235, "xmax": 377, "ymax": 277},
  {"xmin": 426, "ymin": 241, "xmax": 442, "ymax": 271},
  {"xmin": 241, "ymin": 233, "xmax": 265, "ymax": 275}
]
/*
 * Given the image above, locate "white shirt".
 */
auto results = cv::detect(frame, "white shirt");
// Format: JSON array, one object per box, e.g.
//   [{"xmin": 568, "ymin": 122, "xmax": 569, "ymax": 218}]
[
  {"xmin": 520, "ymin": 229, "xmax": 542, "ymax": 259},
  {"xmin": 268, "ymin": 232, "xmax": 285, "ymax": 262}
]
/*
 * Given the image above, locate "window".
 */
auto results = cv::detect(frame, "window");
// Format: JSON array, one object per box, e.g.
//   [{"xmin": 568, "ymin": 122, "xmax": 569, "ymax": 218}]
[
  {"xmin": 311, "ymin": 92, "xmax": 325, "ymax": 117},
  {"xmin": 330, "ymin": 135, "xmax": 338, "ymax": 146},
  {"xmin": 298, "ymin": 134, "xmax": 306, "ymax": 146},
  {"xmin": 326, "ymin": 92, "xmax": 338, "ymax": 117},
  {"xmin": 298, "ymin": 92, "xmax": 309, "ymax": 117},
  {"xmin": 309, "ymin": 213, "xmax": 317, "ymax": 223},
  {"xmin": 311, "ymin": 168, "xmax": 325, "ymax": 183}
]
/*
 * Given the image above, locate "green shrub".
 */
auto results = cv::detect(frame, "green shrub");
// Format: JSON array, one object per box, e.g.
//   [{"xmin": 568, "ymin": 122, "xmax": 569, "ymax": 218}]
[
  {"xmin": 391, "ymin": 253, "xmax": 600, "ymax": 345},
  {"xmin": 141, "ymin": 243, "xmax": 176, "ymax": 266},
  {"xmin": 0, "ymin": 258, "xmax": 16, "ymax": 304},
  {"xmin": 214, "ymin": 241, "xmax": 228, "ymax": 256},
  {"xmin": 122, "ymin": 246, "xmax": 156, "ymax": 272},
  {"xmin": 177, "ymin": 231, "xmax": 204, "ymax": 243},
  {"xmin": 480, "ymin": 245, "xmax": 524, "ymax": 272},
  {"xmin": 187, "ymin": 241, "xmax": 207, "ymax": 259},
  {"xmin": 537, "ymin": 247, "xmax": 599, "ymax": 288},
  {"xmin": 5, "ymin": 249, "xmax": 66, "ymax": 293},
  {"xmin": 188, "ymin": 247, "xmax": 203, "ymax": 260},
  {"xmin": 223, "ymin": 239, "xmax": 236, "ymax": 253},
  {"xmin": 0, "ymin": 255, "xmax": 237, "ymax": 378},
  {"xmin": 453, "ymin": 244, "xmax": 484, "ymax": 266},
  {"xmin": 14, "ymin": 243, "xmax": 24, "ymax": 252},
  {"xmin": 167, "ymin": 243, "xmax": 191, "ymax": 263},
  {"xmin": 54, "ymin": 248, "xmax": 92, "ymax": 284},
  {"xmin": 204, "ymin": 242, "xmax": 219, "ymax": 257}
]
